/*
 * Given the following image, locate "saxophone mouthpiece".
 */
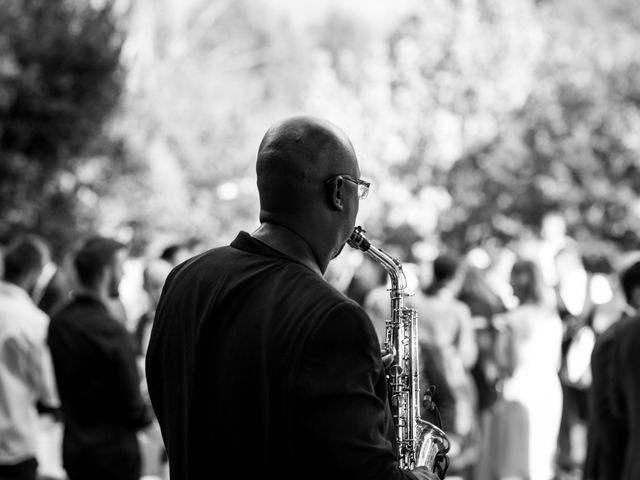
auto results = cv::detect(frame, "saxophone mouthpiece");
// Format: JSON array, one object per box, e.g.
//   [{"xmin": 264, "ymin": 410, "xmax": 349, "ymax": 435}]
[{"xmin": 347, "ymin": 226, "xmax": 371, "ymax": 252}]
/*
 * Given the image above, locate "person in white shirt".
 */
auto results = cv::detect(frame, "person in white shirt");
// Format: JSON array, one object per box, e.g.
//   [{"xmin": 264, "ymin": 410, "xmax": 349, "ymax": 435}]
[{"xmin": 0, "ymin": 235, "xmax": 59, "ymax": 480}]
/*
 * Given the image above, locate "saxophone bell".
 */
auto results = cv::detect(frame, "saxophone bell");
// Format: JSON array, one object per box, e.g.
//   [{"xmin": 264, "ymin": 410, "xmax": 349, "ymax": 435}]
[{"xmin": 416, "ymin": 419, "xmax": 450, "ymax": 478}]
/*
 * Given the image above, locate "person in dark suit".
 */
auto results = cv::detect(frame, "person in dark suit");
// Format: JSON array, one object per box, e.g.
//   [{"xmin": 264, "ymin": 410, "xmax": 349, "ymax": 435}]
[
  {"xmin": 146, "ymin": 116, "xmax": 441, "ymax": 480},
  {"xmin": 583, "ymin": 317, "xmax": 628, "ymax": 480},
  {"xmin": 608, "ymin": 261, "xmax": 640, "ymax": 480},
  {"xmin": 611, "ymin": 313, "xmax": 640, "ymax": 480},
  {"xmin": 584, "ymin": 260, "xmax": 640, "ymax": 480},
  {"xmin": 48, "ymin": 236, "xmax": 153, "ymax": 480}
]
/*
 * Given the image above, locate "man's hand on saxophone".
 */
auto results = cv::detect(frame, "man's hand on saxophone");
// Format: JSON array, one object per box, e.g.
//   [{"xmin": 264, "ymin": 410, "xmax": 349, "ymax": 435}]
[
  {"xmin": 381, "ymin": 348, "xmax": 394, "ymax": 369},
  {"xmin": 410, "ymin": 466, "xmax": 444, "ymax": 480}
]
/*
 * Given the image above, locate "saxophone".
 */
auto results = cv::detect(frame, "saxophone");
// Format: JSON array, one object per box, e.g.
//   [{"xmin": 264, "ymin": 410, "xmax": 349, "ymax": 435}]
[{"xmin": 348, "ymin": 226, "xmax": 450, "ymax": 478}]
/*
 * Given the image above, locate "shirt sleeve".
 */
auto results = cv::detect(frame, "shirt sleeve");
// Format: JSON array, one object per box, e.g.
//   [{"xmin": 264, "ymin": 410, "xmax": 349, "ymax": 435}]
[
  {"xmin": 30, "ymin": 342, "xmax": 60, "ymax": 408},
  {"xmin": 2, "ymin": 324, "xmax": 59, "ymax": 408},
  {"xmin": 293, "ymin": 301, "xmax": 417, "ymax": 480}
]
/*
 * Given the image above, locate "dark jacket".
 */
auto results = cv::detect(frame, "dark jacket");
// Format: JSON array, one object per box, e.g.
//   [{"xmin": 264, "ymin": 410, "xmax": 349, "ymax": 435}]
[
  {"xmin": 48, "ymin": 294, "xmax": 152, "ymax": 480},
  {"xmin": 610, "ymin": 316, "xmax": 640, "ymax": 480},
  {"xmin": 146, "ymin": 231, "xmax": 417, "ymax": 480},
  {"xmin": 584, "ymin": 319, "xmax": 628, "ymax": 480}
]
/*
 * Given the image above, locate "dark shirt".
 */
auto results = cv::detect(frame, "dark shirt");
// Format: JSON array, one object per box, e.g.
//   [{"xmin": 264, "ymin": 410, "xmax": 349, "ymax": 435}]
[
  {"xmin": 48, "ymin": 294, "xmax": 152, "ymax": 480},
  {"xmin": 419, "ymin": 343, "xmax": 455, "ymax": 432},
  {"xmin": 584, "ymin": 319, "xmax": 628, "ymax": 480},
  {"xmin": 146, "ymin": 231, "xmax": 417, "ymax": 480},
  {"xmin": 610, "ymin": 315, "xmax": 640, "ymax": 480}
]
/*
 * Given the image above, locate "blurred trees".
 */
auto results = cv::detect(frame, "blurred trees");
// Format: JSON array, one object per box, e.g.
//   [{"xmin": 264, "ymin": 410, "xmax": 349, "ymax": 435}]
[
  {"xmin": 304, "ymin": 0, "xmax": 640, "ymax": 267},
  {"xmin": 442, "ymin": 0, "xmax": 640, "ymax": 264},
  {"xmin": 2, "ymin": 0, "xmax": 640, "ymax": 266},
  {"xmin": 96, "ymin": 0, "xmax": 318, "ymax": 252},
  {"xmin": 0, "ymin": 0, "xmax": 125, "ymax": 258}
]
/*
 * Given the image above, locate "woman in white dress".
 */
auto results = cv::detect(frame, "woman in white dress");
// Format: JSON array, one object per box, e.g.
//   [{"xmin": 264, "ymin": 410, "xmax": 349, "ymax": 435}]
[{"xmin": 495, "ymin": 259, "xmax": 564, "ymax": 480}]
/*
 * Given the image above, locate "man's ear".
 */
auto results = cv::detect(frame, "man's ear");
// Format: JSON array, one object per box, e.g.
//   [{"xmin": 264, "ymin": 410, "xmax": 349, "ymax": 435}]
[{"xmin": 326, "ymin": 176, "xmax": 345, "ymax": 211}]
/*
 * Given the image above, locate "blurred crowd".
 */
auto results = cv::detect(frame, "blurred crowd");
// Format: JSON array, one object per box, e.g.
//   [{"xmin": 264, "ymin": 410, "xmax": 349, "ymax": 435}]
[
  {"xmin": 0, "ymin": 234, "xmax": 197, "ymax": 480},
  {"xmin": 1, "ymin": 210, "xmax": 639, "ymax": 480},
  {"xmin": 327, "ymin": 212, "xmax": 639, "ymax": 480}
]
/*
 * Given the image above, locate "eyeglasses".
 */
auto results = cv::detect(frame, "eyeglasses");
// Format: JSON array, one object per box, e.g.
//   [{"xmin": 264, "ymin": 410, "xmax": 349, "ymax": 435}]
[{"xmin": 326, "ymin": 174, "xmax": 371, "ymax": 200}]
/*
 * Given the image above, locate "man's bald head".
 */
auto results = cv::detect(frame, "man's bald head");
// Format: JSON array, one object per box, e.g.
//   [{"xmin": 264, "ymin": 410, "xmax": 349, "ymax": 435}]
[{"xmin": 256, "ymin": 116, "xmax": 359, "ymax": 220}]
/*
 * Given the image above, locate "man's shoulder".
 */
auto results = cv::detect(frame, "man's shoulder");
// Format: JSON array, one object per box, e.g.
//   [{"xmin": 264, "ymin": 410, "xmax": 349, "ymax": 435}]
[
  {"xmin": 610, "ymin": 315, "xmax": 640, "ymax": 348},
  {"xmin": 308, "ymin": 295, "xmax": 373, "ymax": 342},
  {"xmin": 0, "ymin": 287, "xmax": 48, "ymax": 332},
  {"xmin": 50, "ymin": 297, "xmax": 89, "ymax": 322},
  {"xmin": 168, "ymin": 243, "xmax": 252, "ymax": 280},
  {"xmin": 50, "ymin": 297, "xmax": 122, "ymax": 334},
  {"xmin": 183, "ymin": 240, "xmax": 328, "ymax": 283}
]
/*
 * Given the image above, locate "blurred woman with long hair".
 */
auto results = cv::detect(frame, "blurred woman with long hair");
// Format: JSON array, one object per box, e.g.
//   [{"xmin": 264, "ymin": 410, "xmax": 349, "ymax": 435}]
[{"xmin": 492, "ymin": 259, "xmax": 564, "ymax": 480}]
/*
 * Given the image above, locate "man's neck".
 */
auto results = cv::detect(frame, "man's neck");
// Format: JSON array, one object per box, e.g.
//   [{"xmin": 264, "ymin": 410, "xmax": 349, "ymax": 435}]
[
  {"xmin": 75, "ymin": 285, "xmax": 109, "ymax": 304},
  {"xmin": 251, "ymin": 223, "xmax": 323, "ymax": 276}
]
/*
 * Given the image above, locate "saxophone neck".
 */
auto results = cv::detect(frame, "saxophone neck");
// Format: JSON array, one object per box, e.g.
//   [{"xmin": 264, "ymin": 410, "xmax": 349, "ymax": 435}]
[{"xmin": 348, "ymin": 226, "xmax": 407, "ymax": 293}]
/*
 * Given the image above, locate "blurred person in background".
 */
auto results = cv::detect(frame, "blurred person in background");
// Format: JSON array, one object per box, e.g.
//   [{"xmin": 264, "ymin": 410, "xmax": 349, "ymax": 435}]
[
  {"xmin": 30, "ymin": 240, "xmax": 73, "ymax": 318},
  {"xmin": 159, "ymin": 243, "xmax": 192, "ymax": 268},
  {"xmin": 605, "ymin": 260, "xmax": 640, "ymax": 480},
  {"xmin": 458, "ymin": 265, "xmax": 506, "ymax": 416},
  {"xmin": 346, "ymin": 252, "xmax": 387, "ymax": 307},
  {"xmin": 491, "ymin": 259, "xmax": 563, "ymax": 480},
  {"xmin": 134, "ymin": 258, "xmax": 172, "ymax": 480},
  {"xmin": 532, "ymin": 212, "xmax": 591, "ymax": 476},
  {"xmin": 47, "ymin": 236, "xmax": 153, "ymax": 480},
  {"xmin": 0, "ymin": 235, "xmax": 59, "ymax": 480},
  {"xmin": 457, "ymin": 264, "xmax": 507, "ymax": 480},
  {"xmin": 134, "ymin": 259, "xmax": 173, "ymax": 360},
  {"xmin": 554, "ymin": 246, "xmax": 592, "ymax": 476},
  {"xmin": 584, "ymin": 259, "xmax": 640, "ymax": 480},
  {"xmin": 409, "ymin": 253, "xmax": 480, "ymax": 480}
]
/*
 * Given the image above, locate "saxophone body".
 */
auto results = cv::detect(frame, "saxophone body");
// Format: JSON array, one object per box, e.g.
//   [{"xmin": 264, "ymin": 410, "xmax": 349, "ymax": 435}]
[{"xmin": 348, "ymin": 226, "xmax": 450, "ymax": 476}]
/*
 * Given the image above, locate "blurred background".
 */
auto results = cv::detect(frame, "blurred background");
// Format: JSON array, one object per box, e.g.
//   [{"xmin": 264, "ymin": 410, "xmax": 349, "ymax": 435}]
[
  {"xmin": 2, "ymin": 0, "xmax": 640, "ymax": 265},
  {"xmin": 2, "ymin": 0, "xmax": 640, "ymax": 479}
]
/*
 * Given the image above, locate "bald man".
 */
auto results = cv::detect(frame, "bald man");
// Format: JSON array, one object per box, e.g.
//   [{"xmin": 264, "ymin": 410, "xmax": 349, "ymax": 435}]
[{"xmin": 146, "ymin": 116, "xmax": 438, "ymax": 480}]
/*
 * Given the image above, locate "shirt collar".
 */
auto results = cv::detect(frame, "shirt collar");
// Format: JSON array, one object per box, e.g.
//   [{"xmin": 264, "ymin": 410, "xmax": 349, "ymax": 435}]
[
  {"xmin": 68, "ymin": 290, "xmax": 111, "ymax": 312},
  {"xmin": 232, "ymin": 223, "xmax": 323, "ymax": 277}
]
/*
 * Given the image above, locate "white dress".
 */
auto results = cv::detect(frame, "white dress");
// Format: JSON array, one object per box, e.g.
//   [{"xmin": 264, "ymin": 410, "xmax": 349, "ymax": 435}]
[{"xmin": 499, "ymin": 304, "xmax": 564, "ymax": 480}]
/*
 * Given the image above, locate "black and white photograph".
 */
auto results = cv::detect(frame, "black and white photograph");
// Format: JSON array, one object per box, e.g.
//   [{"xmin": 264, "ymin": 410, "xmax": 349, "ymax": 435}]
[{"xmin": 1, "ymin": 1, "xmax": 639, "ymax": 479}]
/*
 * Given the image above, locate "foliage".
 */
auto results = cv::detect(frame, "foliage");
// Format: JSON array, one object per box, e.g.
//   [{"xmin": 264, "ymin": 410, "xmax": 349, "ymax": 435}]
[
  {"xmin": 4, "ymin": 0, "xmax": 640, "ymax": 269},
  {"xmin": 102, "ymin": 0, "xmax": 318, "ymax": 251},
  {"xmin": 303, "ymin": 0, "xmax": 640, "ymax": 266},
  {"xmin": 0, "ymin": 0, "xmax": 125, "ymax": 258},
  {"xmin": 441, "ymin": 0, "xmax": 640, "ymax": 262}
]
